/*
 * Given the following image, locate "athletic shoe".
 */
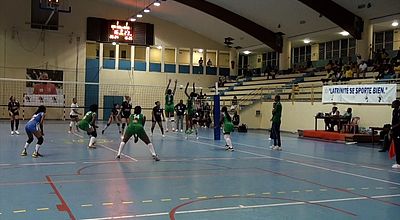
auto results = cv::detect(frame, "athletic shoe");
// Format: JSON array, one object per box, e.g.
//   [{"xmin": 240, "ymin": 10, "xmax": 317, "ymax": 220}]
[
  {"xmin": 196, "ymin": 136, "xmax": 199, "ymax": 140},
  {"xmin": 275, "ymin": 146, "xmax": 282, "ymax": 151},
  {"xmin": 268, "ymin": 138, "xmax": 272, "ymax": 141},
  {"xmin": 378, "ymin": 149, "xmax": 387, "ymax": 152},
  {"xmin": 162, "ymin": 135, "xmax": 165, "ymax": 138},
  {"xmin": 15, "ymin": 131, "xmax": 20, "ymax": 135},
  {"xmin": 270, "ymin": 145, "xmax": 276, "ymax": 149},
  {"xmin": 165, "ymin": 129, "xmax": 169, "ymax": 132},
  {"xmin": 11, "ymin": 131, "xmax": 14, "ymax": 135},
  {"xmin": 152, "ymin": 154, "xmax": 160, "ymax": 161},
  {"xmin": 68, "ymin": 131, "xmax": 72, "ymax": 134},
  {"xmin": 115, "ymin": 155, "xmax": 121, "ymax": 160},
  {"xmin": 88, "ymin": 145, "xmax": 96, "ymax": 149},
  {"xmin": 101, "ymin": 130, "xmax": 105, "ymax": 135},
  {"xmin": 180, "ymin": 129, "xmax": 183, "ymax": 133},
  {"xmin": 172, "ymin": 128, "xmax": 175, "ymax": 132},
  {"xmin": 228, "ymin": 147, "xmax": 234, "ymax": 151},
  {"xmin": 392, "ymin": 164, "xmax": 400, "ymax": 169},
  {"xmin": 32, "ymin": 151, "xmax": 43, "ymax": 158},
  {"xmin": 20, "ymin": 149, "xmax": 27, "ymax": 156}
]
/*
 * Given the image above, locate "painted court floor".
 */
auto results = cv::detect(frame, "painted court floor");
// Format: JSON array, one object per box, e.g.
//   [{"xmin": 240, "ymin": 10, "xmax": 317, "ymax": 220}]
[{"xmin": 0, "ymin": 121, "xmax": 399, "ymax": 220}]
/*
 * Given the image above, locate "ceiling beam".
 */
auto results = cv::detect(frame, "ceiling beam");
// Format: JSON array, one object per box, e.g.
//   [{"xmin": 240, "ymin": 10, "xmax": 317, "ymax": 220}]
[
  {"xmin": 298, "ymin": 0, "xmax": 364, "ymax": 39},
  {"xmin": 173, "ymin": 0, "xmax": 283, "ymax": 52}
]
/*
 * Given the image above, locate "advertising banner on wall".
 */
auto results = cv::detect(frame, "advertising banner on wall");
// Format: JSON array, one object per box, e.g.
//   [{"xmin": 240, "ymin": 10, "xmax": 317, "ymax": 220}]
[
  {"xmin": 322, "ymin": 84, "xmax": 397, "ymax": 104},
  {"xmin": 24, "ymin": 69, "xmax": 64, "ymax": 106}
]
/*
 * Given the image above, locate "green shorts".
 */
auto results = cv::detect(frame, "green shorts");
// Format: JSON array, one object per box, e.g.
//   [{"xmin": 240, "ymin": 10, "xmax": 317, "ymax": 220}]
[
  {"xmin": 126, "ymin": 125, "xmax": 146, "ymax": 137},
  {"xmin": 223, "ymin": 123, "xmax": 234, "ymax": 133},
  {"xmin": 165, "ymin": 104, "xmax": 174, "ymax": 114},
  {"xmin": 187, "ymin": 109, "xmax": 195, "ymax": 117},
  {"xmin": 78, "ymin": 121, "xmax": 90, "ymax": 131}
]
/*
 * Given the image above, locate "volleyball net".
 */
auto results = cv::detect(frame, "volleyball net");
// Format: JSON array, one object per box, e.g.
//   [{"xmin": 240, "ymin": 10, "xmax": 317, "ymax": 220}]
[{"xmin": 0, "ymin": 78, "xmax": 215, "ymax": 121}]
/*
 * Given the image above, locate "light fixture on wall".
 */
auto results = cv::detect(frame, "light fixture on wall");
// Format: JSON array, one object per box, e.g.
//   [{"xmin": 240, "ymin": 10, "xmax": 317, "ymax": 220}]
[
  {"xmin": 339, "ymin": 31, "xmax": 350, "ymax": 36},
  {"xmin": 392, "ymin": 20, "xmax": 399, "ymax": 27},
  {"xmin": 198, "ymin": 49, "xmax": 204, "ymax": 53},
  {"xmin": 112, "ymin": 42, "xmax": 117, "ymax": 45},
  {"xmin": 303, "ymin": 38, "xmax": 311, "ymax": 44},
  {"xmin": 243, "ymin": 51, "xmax": 251, "ymax": 55},
  {"xmin": 128, "ymin": 0, "xmax": 164, "ymax": 22},
  {"xmin": 157, "ymin": 45, "xmax": 163, "ymax": 49}
]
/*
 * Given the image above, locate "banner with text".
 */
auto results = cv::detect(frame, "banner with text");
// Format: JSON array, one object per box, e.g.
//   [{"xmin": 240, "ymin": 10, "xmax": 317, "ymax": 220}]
[
  {"xmin": 23, "ymin": 94, "xmax": 64, "ymax": 107},
  {"xmin": 322, "ymin": 84, "xmax": 397, "ymax": 104}
]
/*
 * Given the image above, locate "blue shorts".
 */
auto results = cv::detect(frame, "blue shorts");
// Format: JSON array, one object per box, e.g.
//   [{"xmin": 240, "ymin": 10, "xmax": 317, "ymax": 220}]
[{"xmin": 25, "ymin": 122, "xmax": 39, "ymax": 133}]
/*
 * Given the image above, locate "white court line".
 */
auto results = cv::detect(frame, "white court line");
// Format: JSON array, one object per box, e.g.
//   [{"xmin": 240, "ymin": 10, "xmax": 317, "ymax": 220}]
[
  {"xmin": 80, "ymin": 194, "xmax": 400, "ymax": 220},
  {"xmin": 19, "ymin": 162, "xmax": 77, "ymax": 166},
  {"xmin": 72, "ymin": 132, "xmax": 138, "ymax": 162},
  {"xmin": 169, "ymin": 135, "xmax": 400, "ymax": 186},
  {"xmin": 199, "ymin": 135, "xmax": 395, "ymax": 173}
]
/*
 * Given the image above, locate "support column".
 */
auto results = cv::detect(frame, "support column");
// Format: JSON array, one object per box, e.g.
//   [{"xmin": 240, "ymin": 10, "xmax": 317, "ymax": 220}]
[
  {"xmin": 161, "ymin": 46, "xmax": 165, "ymax": 72},
  {"xmin": 115, "ymin": 44, "xmax": 119, "ymax": 70},
  {"xmin": 99, "ymin": 43, "xmax": 104, "ymax": 69},
  {"xmin": 356, "ymin": 21, "xmax": 373, "ymax": 61},
  {"xmin": 189, "ymin": 48, "xmax": 193, "ymax": 74},
  {"xmin": 175, "ymin": 48, "xmax": 179, "ymax": 74},
  {"xmin": 146, "ymin": 46, "xmax": 150, "ymax": 72},
  {"xmin": 131, "ymin": 45, "xmax": 135, "ymax": 70},
  {"xmin": 279, "ymin": 37, "xmax": 291, "ymax": 70},
  {"xmin": 229, "ymin": 48, "xmax": 237, "ymax": 77},
  {"xmin": 203, "ymin": 49, "xmax": 207, "ymax": 75}
]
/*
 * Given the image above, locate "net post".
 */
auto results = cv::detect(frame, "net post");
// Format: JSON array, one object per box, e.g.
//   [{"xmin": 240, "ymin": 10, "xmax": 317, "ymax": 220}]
[
  {"xmin": 22, "ymin": 94, "xmax": 25, "ymax": 120},
  {"xmin": 63, "ymin": 94, "xmax": 66, "ymax": 121},
  {"xmin": 213, "ymin": 82, "xmax": 220, "ymax": 140}
]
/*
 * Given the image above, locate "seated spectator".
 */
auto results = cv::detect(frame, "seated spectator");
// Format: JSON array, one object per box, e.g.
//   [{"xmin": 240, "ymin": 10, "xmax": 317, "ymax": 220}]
[
  {"xmin": 342, "ymin": 108, "xmax": 352, "ymax": 124},
  {"xmin": 394, "ymin": 62, "xmax": 400, "ymax": 78},
  {"xmin": 331, "ymin": 69, "xmax": 342, "ymax": 82},
  {"xmin": 341, "ymin": 66, "xmax": 353, "ymax": 81},
  {"xmin": 358, "ymin": 61, "xmax": 368, "ymax": 78},
  {"xmin": 207, "ymin": 59, "xmax": 212, "ymax": 67},
  {"xmin": 198, "ymin": 57, "xmax": 204, "ymax": 67},
  {"xmin": 324, "ymin": 106, "xmax": 340, "ymax": 131},
  {"xmin": 232, "ymin": 111, "xmax": 240, "ymax": 127}
]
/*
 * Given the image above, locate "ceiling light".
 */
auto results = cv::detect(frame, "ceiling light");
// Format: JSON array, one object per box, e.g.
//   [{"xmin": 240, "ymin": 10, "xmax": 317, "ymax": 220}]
[
  {"xmin": 340, "ymin": 31, "xmax": 350, "ymax": 36},
  {"xmin": 243, "ymin": 51, "xmax": 251, "ymax": 55},
  {"xmin": 392, "ymin": 21, "xmax": 399, "ymax": 27},
  {"xmin": 136, "ymin": 13, "xmax": 143, "ymax": 18},
  {"xmin": 157, "ymin": 45, "xmax": 162, "ymax": 50},
  {"xmin": 154, "ymin": 1, "xmax": 161, "ymax": 6},
  {"xmin": 198, "ymin": 49, "xmax": 204, "ymax": 53},
  {"xmin": 303, "ymin": 38, "xmax": 311, "ymax": 44},
  {"xmin": 130, "ymin": 18, "xmax": 136, "ymax": 22},
  {"xmin": 144, "ymin": 8, "xmax": 151, "ymax": 13},
  {"xmin": 112, "ymin": 42, "xmax": 117, "ymax": 45}
]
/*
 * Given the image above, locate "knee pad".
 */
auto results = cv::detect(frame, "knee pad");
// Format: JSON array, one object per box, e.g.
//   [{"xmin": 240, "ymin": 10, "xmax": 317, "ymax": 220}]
[
  {"xmin": 37, "ymin": 136, "xmax": 44, "ymax": 145},
  {"xmin": 91, "ymin": 130, "xmax": 98, "ymax": 138},
  {"xmin": 27, "ymin": 136, "xmax": 34, "ymax": 144},
  {"xmin": 170, "ymin": 117, "xmax": 175, "ymax": 122},
  {"xmin": 70, "ymin": 121, "xmax": 74, "ymax": 127}
]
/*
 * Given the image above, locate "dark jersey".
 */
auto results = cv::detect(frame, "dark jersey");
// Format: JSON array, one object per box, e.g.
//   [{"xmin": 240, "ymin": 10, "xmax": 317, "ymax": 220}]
[
  {"xmin": 152, "ymin": 106, "xmax": 163, "ymax": 121},
  {"xmin": 175, "ymin": 103, "xmax": 186, "ymax": 116},
  {"xmin": 121, "ymin": 101, "xmax": 132, "ymax": 118},
  {"xmin": 111, "ymin": 106, "xmax": 119, "ymax": 116},
  {"xmin": 392, "ymin": 108, "xmax": 400, "ymax": 136},
  {"xmin": 8, "ymin": 101, "xmax": 20, "ymax": 114}
]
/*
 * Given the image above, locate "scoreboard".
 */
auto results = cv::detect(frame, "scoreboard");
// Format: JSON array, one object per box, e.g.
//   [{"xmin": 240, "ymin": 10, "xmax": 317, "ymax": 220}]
[{"xmin": 87, "ymin": 17, "xmax": 154, "ymax": 46}]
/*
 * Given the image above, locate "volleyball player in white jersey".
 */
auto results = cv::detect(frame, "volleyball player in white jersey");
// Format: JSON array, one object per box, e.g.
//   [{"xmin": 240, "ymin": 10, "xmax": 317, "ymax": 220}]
[{"xmin": 69, "ymin": 98, "xmax": 81, "ymax": 133}]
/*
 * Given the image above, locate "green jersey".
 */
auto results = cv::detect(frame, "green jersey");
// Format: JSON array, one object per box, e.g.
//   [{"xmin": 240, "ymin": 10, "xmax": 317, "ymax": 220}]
[
  {"xmin": 187, "ymin": 97, "xmax": 195, "ymax": 115},
  {"xmin": 222, "ymin": 113, "xmax": 234, "ymax": 133},
  {"xmin": 82, "ymin": 111, "xmax": 96, "ymax": 123},
  {"xmin": 129, "ymin": 114, "xmax": 144, "ymax": 126},
  {"xmin": 165, "ymin": 94, "xmax": 174, "ymax": 106}
]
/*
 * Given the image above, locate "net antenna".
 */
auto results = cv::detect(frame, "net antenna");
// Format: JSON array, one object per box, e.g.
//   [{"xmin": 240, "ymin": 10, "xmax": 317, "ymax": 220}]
[{"xmin": 39, "ymin": 0, "xmax": 71, "ymax": 26}]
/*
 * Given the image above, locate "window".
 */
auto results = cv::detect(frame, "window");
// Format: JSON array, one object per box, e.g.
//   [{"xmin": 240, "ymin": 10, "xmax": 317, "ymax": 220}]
[
  {"xmin": 319, "ymin": 43, "xmax": 325, "ymax": 60},
  {"xmin": 109, "ymin": 50, "xmax": 115, "ymax": 58},
  {"xmin": 340, "ymin": 39, "xmax": 348, "ymax": 58},
  {"xmin": 121, "ymin": 50, "xmax": 127, "ymax": 59},
  {"xmin": 348, "ymin": 38, "xmax": 356, "ymax": 58},
  {"xmin": 384, "ymin": 31, "xmax": 393, "ymax": 51},
  {"xmin": 326, "ymin": 41, "xmax": 332, "ymax": 59},
  {"xmin": 299, "ymin": 47, "xmax": 305, "ymax": 63},
  {"xmin": 293, "ymin": 48, "xmax": 299, "ymax": 64},
  {"xmin": 305, "ymin": 45, "xmax": 311, "ymax": 61},
  {"xmin": 332, "ymin": 40, "xmax": 340, "ymax": 59},
  {"xmin": 374, "ymin": 32, "xmax": 384, "ymax": 51}
]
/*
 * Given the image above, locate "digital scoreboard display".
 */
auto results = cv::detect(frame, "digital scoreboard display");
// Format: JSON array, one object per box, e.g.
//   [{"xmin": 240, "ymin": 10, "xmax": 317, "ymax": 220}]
[
  {"xmin": 87, "ymin": 17, "xmax": 154, "ymax": 46},
  {"xmin": 108, "ymin": 20, "xmax": 134, "ymax": 43}
]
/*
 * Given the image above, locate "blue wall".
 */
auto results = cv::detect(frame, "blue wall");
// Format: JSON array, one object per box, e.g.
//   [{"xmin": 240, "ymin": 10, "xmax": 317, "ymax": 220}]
[
  {"xmin": 119, "ymin": 60, "xmax": 131, "ymax": 70},
  {"xmin": 193, "ymin": 66, "xmax": 203, "ymax": 74},
  {"xmin": 179, "ymin": 65, "xmax": 190, "ymax": 74},
  {"xmin": 103, "ymin": 59, "xmax": 115, "ymax": 69},
  {"xmin": 149, "ymin": 63, "xmax": 162, "ymax": 72},
  {"xmin": 206, "ymin": 67, "xmax": 217, "ymax": 75},
  {"xmin": 134, "ymin": 61, "xmax": 146, "ymax": 71},
  {"xmin": 164, "ymin": 64, "xmax": 176, "ymax": 73},
  {"xmin": 220, "ymin": 68, "xmax": 230, "ymax": 76},
  {"xmin": 85, "ymin": 59, "xmax": 99, "ymax": 112}
]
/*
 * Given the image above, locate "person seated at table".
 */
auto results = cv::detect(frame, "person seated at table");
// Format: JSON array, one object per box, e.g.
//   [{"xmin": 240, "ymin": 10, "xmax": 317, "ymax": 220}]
[
  {"xmin": 378, "ymin": 124, "xmax": 391, "ymax": 152},
  {"xmin": 324, "ymin": 107, "xmax": 340, "ymax": 131},
  {"xmin": 342, "ymin": 108, "xmax": 352, "ymax": 124}
]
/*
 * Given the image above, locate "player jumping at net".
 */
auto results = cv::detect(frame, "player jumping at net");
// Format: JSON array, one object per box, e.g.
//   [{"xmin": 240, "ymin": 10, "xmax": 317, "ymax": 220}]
[
  {"xmin": 120, "ymin": 96, "xmax": 132, "ymax": 135},
  {"xmin": 151, "ymin": 101, "xmax": 165, "ymax": 137},
  {"xmin": 69, "ymin": 98, "xmax": 81, "ymax": 133},
  {"xmin": 221, "ymin": 106, "xmax": 234, "ymax": 151},
  {"xmin": 102, "ymin": 103, "xmax": 122, "ymax": 135},
  {"xmin": 185, "ymin": 82, "xmax": 198, "ymax": 139},
  {"xmin": 165, "ymin": 79, "xmax": 177, "ymax": 132},
  {"xmin": 78, "ymin": 104, "xmax": 98, "ymax": 148},
  {"xmin": 8, "ymin": 96, "xmax": 20, "ymax": 135},
  {"xmin": 116, "ymin": 105, "xmax": 160, "ymax": 161},
  {"xmin": 20, "ymin": 105, "xmax": 46, "ymax": 158}
]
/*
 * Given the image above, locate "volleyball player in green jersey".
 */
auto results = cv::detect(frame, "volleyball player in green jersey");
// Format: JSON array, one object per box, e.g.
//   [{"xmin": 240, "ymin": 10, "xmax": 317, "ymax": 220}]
[
  {"xmin": 221, "ymin": 106, "xmax": 234, "ymax": 151},
  {"xmin": 116, "ymin": 106, "xmax": 160, "ymax": 161},
  {"xmin": 184, "ymin": 82, "xmax": 198, "ymax": 139},
  {"xmin": 78, "ymin": 104, "xmax": 98, "ymax": 148},
  {"xmin": 165, "ymin": 79, "xmax": 177, "ymax": 132}
]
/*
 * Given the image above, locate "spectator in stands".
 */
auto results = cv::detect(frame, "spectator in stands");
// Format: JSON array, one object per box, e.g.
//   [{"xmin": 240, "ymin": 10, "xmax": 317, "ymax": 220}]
[
  {"xmin": 207, "ymin": 59, "xmax": 212, "ymax": 67},
  {"xmin": 341, "ymin": 66, "xmax": 353, "ymax": 81},
  {"xmin": 198, "ymin": 57, "xmax": 204, "ymax": 67},
  {"xmin": 394, "ymin": 50, "xmax": 400, "ymax": 63},
  {"xmin": 381, "ymin": 49, "xmax": 389, "ymax": 63},
  {"xmin": 306, "ymin": 59, "xmax": 313, "ymax": 69},
  {"xmin": 356, "ymin": 55, "xmax": 363, "ymax": 66},
  {"xmin": 265, "ymin": 65, "xmax": 272, "ymax": 78},
  {"xmin": 394, "ymin": 62, "xmax": 400, "ymax": 78},
  {"xmin": 342, "ymin": 108, "xmax": 352, "ymax": 124},
  {"xmin": 358, "ymin": 61, "xmax": 368, "ymax": 78},
  {"xmin": 325, "ymin": 60, "xmax": 334, "ymax": 74},
  {"xmin": 218, "ymin": 77, "xmax": 225, "ymax": 87},
  {"xmin": 325, "ymin": 106, "xmax": 340, "ymax": 131}
]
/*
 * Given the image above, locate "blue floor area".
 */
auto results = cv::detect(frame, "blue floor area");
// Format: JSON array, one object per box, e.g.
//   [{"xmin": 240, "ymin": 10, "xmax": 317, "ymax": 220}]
[{"xmin": 0, "ymin": 120, "xmax": 399, "ymax": 220}]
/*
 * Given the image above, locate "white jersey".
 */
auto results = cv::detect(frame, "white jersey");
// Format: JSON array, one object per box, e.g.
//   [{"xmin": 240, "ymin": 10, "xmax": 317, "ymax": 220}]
[{"xmin": 70, "ymin": 103, "xmax": 79, "ymax": 116}]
